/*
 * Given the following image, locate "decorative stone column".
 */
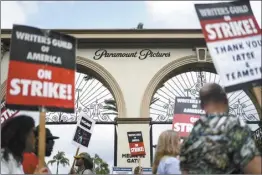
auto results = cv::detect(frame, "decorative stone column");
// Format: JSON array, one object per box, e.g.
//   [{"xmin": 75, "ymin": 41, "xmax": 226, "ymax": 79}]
[{"xmin": 115, "ymin": 117, "xmax": 152, "ymax": 169}]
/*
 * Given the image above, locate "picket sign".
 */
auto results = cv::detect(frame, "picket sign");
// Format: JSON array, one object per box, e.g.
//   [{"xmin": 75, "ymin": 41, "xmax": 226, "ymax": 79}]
[
  {"xmin": 71, "ymin": 112, "xmax": 96, "ymax": 148},
  {"xmin": 172, "ymin": 97, "xmax": 202, "ymax": 137},
  {"xmin": 127, "ymin": 131, "xmax": 146, "ymax": 174},
  {"xmin": 5, "ymin": 24, "xmax": 76, "ymax": 168},
  {"xmin": 194, "ymin": 1, "xmax": 262, "ymax": 119}
]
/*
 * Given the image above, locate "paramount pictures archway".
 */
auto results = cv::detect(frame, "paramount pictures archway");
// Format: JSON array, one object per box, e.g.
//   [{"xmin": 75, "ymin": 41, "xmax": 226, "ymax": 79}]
[{"xmin": 1, "ymin": 29, "xmax": 261, "ymax": 168}]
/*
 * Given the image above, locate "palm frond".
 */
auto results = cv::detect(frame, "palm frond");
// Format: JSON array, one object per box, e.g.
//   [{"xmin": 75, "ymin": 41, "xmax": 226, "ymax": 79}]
[
  {"xmin": 60, "ymin": 158, "xmax": 70, "ymax": 167},
  {"xmin": 104, "ymin": 99, "xmax": 117, "ymax": 106},
  {"xmin": 103, "ymin": 106, "xmax": 117, "ymax": 111},
  {"xmin": 47, "ymin": 159, "xmax": 56, "ymax": 166}
]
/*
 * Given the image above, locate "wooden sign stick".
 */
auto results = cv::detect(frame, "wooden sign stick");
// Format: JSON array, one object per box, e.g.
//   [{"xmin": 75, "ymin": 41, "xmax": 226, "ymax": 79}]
[
  {"xmin": 138, "ymin": 157, "xmax": 141, "ymax": 174},
  {"xmin": 253, "ymin": 87, "xmax": 262, "ymax": 121},
  {"xmin": 253, "ymin": 87, "xmax": 261, "ymax": 108},
  {"xmin": 71, "ymin": 147, "xmax": 80, "ymax": 171},
  {"xmin": 38, "ymin": 107, "xmax": 46, "ymax": 168}
]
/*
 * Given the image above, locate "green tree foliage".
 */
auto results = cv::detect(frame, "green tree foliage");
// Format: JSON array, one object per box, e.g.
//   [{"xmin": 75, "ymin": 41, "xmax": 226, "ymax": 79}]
[
  {"xmin": 47, "ymin": 151, "xmax": 70, "ymax": 174},
  {"xmin": 92, "ymin": 154, "xmax": 110, "ymax": 174}
]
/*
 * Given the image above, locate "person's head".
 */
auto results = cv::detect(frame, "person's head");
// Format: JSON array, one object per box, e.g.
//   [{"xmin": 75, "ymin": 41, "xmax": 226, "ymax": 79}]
[
  {"xmin": 134, "ymin": 166, "xmax": 143, "ymax": 174},
  {"xmin": 34, "ymin": 126, "xmax": 59, "ymax": 157},
  {"xmin": 1, "ymin": 115, "xmax": 35, "ymax": 163},
  {"xmin": 152, "ymin": 130, "xmax": 180, "ymax": 174},
  {"xmin": 74, "ymin": 152, "xmax": 93, "ymax": 170},
  {"xmin": 200, "ymin": 83, "xmax": 229, "ymax": 114}
]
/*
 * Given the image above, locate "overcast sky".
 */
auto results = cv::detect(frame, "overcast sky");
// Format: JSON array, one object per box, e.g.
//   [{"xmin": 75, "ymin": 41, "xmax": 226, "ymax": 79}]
[{"xmin": 1, "ymin": 1, "xmax": 261, "ymax": 174}]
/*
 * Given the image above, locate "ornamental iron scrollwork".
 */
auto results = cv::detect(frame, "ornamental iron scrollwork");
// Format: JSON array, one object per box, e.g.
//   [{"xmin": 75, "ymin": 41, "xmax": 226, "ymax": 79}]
[
  {"xmin": 150, "ymin": 71, "xmax": 259, "ymax": 124},
  {"xmin": 46, "ymin": 73, "xmax": 117, "ymax": 123}
]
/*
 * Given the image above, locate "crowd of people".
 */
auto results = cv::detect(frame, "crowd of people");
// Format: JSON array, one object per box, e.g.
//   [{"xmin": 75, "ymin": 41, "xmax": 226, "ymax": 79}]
[
  {"xmin": 1, "ymin": 115, "xmax": 95, "ymax": 174},
  {"xmin": 1, "ymin": 83, "xmax": 262, "ymax": 174}
]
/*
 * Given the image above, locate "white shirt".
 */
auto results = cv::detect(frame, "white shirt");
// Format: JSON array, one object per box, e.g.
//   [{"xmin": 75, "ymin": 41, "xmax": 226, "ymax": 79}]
[{"xmin": 1, "ymin": 149, "xmax": 24, "ymax": 174}]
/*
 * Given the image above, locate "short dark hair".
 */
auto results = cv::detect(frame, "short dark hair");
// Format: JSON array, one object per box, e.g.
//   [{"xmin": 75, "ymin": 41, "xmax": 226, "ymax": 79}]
[
  {"xmin": 1, "ymin": 115, "xmax": 35, "ymax": 163},
  {"xmin": 199, "ymin": 83, "xmax": 228, "ymax": 109}
]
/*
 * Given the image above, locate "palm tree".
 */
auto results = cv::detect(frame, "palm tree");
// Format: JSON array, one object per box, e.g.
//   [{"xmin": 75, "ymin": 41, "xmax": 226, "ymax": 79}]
[
  {"xmin": 103, "ymin": 99, "xmax": 118, "ymax": 115},
  {"xmin": 137, "ymin": 22, "xmax": 144, "ymax": 29},
  {"xmin": 47, "ymin": 151, "xmax": 70, "ymax": 174},
  {"xmin": 92, "ymin": 154, "xmax": 110, "ymax": 174},
  {"xmin": 103, "ymin": 97, "xmax": 160, "ymax": 116}
]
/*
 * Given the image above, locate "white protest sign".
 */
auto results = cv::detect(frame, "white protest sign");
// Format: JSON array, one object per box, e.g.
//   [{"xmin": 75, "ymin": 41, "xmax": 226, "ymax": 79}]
[
  {"xmin": 195, "ymin": 1, "xmax": 261, "ymax": 92},
  {"xmin": 72, "ymin": 112, "xmax": 96, "ymax": 148}
]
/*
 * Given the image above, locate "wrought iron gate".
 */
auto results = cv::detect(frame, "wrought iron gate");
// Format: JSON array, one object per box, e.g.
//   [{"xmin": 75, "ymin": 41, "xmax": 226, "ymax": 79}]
[
  {"xmin": 149, "ymin": 69, "xmax": 261, "ymax": 164},
  {"xmin": 45, "ymin": 72, "xmax": 118, "ymax": 165}
]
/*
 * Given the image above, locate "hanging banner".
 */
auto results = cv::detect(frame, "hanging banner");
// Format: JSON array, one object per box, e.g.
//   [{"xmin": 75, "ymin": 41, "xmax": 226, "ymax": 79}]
[
  {"xmin": 112, "ymin": 167, "xmax": 133, "ymax": 174},
  {"xmin": 5, "ymin": 25, "xmax": 76, "ymax": 112},
  {"xmin": 72, "ymin": 112, "xmax": 96, "ymax": 148},
  {"xmin": 195, "ymin": 1, "xmax": 261, "ymax": 92},
  {"xmin": 127, "ymin": 131, "xmax": 146, "ymax": 156},
  {"xmin": 173, "ymin": 97, "xmax": 203, "ymax": 137}
]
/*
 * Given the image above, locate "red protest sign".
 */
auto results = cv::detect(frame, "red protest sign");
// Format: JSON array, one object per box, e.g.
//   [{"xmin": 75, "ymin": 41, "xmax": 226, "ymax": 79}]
[
  {"xmin": 173, "ymin": 97, "xmax": 203, "ymax": 137},
  {"xmin": 5, "ymin": 25, "xmax": 76, "ymax": 112},
  {"xmin": 1, "ymin": 100, "xmax": 19, "ymax": 124},
  {"xmin": 127, "ymin": 131, "xmax": 146, "ymax": 156},
  {"xmin": 173, "ymin": 114, "xmax": 200, "ymax": 137}
]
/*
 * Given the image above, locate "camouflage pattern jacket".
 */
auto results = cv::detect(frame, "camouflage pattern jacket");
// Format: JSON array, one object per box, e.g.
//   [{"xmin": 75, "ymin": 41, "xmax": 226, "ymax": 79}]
[{"xmin": 180, "ymin": 113, "xmax": 261, "ymax": 174}]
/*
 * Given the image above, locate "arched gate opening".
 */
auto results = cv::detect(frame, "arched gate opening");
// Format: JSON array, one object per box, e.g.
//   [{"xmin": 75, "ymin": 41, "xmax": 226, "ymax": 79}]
[{"xmin": 144, "ymin": 61, "xmax": 261, "ymax": 164}]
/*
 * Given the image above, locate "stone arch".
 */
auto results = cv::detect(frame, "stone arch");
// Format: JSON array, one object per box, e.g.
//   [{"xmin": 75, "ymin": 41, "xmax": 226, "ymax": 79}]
[
  {"xmin": 1, "ymin": 56, "xmax": 127, "ymax": 118},
  {"xmin": 140, "ymin": 55, "xmax": 259, "ymax": 118}
]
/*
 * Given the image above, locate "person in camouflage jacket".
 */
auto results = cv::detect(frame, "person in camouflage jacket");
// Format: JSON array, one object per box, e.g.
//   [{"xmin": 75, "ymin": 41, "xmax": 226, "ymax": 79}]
[{"xmin": 180, "ymin": 83, "xmax": 261, "ymax": 174}]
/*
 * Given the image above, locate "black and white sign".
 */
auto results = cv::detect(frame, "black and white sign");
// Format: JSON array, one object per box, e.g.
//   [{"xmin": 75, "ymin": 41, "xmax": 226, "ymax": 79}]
[
  {"xmin": 253, "ymin": 127, "xmax": 262, "ymax": 141},
  {"xmin": 72, "ymin": 112, "xmax": 96, "ymax": 148},
  {"xmin": 195, "ymin": 1, "xmax": 261, "ymax": 92}
]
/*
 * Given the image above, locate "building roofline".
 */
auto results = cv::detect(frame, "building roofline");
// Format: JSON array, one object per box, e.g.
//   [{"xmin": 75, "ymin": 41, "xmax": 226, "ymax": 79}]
[
  {"xmin": 2, "ymin": 28, "xmax": 261, "ymax": 49},
  {"xmin": 1, "ymin": 28, "xmax": 203, "ymax": 35}
]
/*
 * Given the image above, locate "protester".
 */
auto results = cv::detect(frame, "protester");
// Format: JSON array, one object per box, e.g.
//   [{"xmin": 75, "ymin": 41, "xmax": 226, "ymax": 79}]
[
  {"xmin": 152, "ymin": 130, "xmax": 181, "ymax": 174},
  {"xmin": 180, "ymin": 83, "xmax": 262, "ymax": 174},
  {"xmin": 1, "ymin": 115, "xmax": 47, "ymax": 174},
  {"xmin": 23, "ymin": 126, "xmax": 59, "ymax": 174},
  {"xmin": 70, "ymin": 152, "xmax": 94, "ymax": 174}
]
